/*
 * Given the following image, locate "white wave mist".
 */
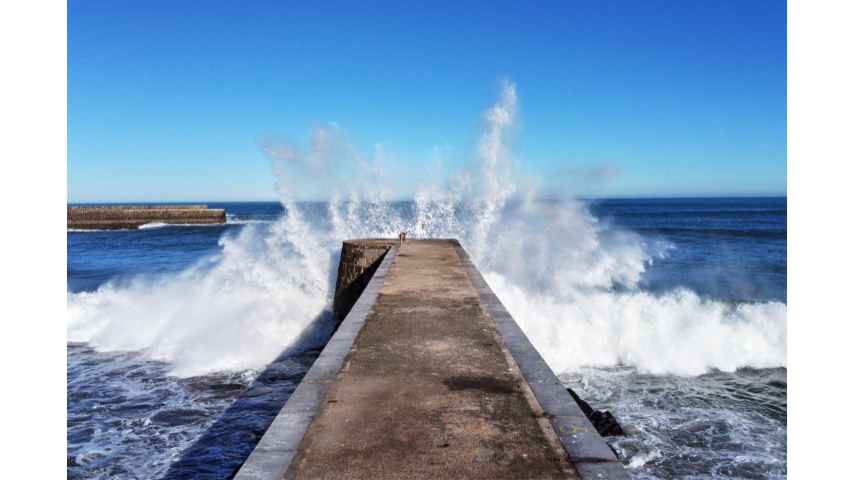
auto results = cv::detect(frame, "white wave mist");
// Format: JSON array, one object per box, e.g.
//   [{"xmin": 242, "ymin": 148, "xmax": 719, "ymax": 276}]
[
  {"xmin": 67, "ymin": 219, "xmax": 334, "ymax": 377},
  {"xmin": 67, "ymin": 81, "xmax": 786, "ymax": 377}
]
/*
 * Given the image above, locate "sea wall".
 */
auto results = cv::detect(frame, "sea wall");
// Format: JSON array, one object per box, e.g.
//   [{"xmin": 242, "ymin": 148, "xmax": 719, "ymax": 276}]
[
  {"xmin": 67, "ymin": 205, "xmax": 226, "ymax": 229},
  {"xmin": 332, "ymin": 239, "xmax": 398, "ymax": 319},
  {"xmin": 238, "ymin": 240, "xmax": 629, "ymax": 480}
]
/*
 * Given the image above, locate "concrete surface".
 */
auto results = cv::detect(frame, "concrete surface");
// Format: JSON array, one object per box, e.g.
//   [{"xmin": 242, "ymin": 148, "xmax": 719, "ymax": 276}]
[
  {"xmin": 455, "ymin": 245, "xmax": 629, "ymax": 479},
  {"xmin": 67, "ymin": 205, "xmax": 225, "ymax": 229},
  {"xmin": 234, "ymin": 245, "xmax": 399, "ymax": 480},
  {"xmin": 284, "ymin": 240, "xmax": 579, "ymax": 480},
  {"xmin": 238, "ymin": 239, "xmax": 630, "ymax": 480},
  {"xmin": 333, "ymin": 239, "xmax": 398, "ymax": 319}
]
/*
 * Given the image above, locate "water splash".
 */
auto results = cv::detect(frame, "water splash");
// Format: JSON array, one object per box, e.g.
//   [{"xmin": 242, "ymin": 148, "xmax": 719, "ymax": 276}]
[{"xmin": 67, "ymin": 81, "xmax": 786, "ymax": 378}]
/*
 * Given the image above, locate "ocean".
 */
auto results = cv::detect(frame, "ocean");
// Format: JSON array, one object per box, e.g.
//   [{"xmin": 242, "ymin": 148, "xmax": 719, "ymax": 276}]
[{"xmin": 67, "ymin": 197, "xmax": 786, "ymax": 479}]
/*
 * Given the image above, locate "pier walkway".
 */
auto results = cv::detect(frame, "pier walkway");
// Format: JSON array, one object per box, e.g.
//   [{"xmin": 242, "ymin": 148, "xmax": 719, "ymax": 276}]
[{"xmin": 236, "ymin": 240, "xmax": 628, "ymax": 480}]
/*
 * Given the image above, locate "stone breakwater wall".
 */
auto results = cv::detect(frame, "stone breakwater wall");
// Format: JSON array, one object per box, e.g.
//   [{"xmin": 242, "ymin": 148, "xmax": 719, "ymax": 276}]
[
  {"xmin": 67, "ymin": 205, "xmax": 226, "ymax": 229},
  {"xmin": 332, "ymin": 239, "xmax": 398, "ymax": 319}
]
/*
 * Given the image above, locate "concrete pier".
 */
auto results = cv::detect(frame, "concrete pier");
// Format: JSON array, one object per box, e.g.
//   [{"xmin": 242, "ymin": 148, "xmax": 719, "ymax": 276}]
[
  {"xmin": 237, "ymin": 239, "xmax": 628, "ymax": 480},
  {"xmin": 67, "ymin": 205, "xmax": 225, "ymax": 229},
  {"xmin": 332, "ymin": 239, "xmax": 398, "ymax": 320}
]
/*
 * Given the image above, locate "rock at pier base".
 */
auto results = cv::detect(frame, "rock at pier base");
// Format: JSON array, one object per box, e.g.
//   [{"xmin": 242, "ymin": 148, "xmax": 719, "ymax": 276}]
[{"xmin": 566, "ymin": 387, "xmax": 625, "ymax": 437}]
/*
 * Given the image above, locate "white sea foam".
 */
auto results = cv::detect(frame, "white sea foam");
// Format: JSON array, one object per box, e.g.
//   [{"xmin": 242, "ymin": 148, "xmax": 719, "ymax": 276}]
[
  {"xmin": 139, "ymin": 222, "xmax": 233, "ymax": 229},
  {"xmin": 137, "ymin": 222, "xmax": 169, "ymax": 229},
  {"xmin": 67, "ymin": 221, "xmax": 333, "ymax": 377},
  {"xmin": 67, "ymin": 81, "xmax": 787, "ymax": 377},
  {"xmin": 488, "ymin": 275, "xmax": 787, "ymax": 376},
  {"xmin": 68, "ymin": 222, "xmax": 234, "ymax": 233},
  {"xmin": 225, "ymin": 216, "xmax": 268, "ymax": 225}
]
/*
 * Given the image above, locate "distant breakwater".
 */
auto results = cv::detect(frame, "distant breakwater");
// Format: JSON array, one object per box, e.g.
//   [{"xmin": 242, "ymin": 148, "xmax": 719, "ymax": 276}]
[{"xmin": 67, "ymin": 205, "xmax": 226, "ymax": 229}]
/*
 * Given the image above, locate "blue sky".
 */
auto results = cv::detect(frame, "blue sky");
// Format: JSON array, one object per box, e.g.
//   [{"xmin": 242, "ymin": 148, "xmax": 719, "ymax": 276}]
[{"xmin": 67, "ymin": 0, "xmax": 786, "ymax": 202}]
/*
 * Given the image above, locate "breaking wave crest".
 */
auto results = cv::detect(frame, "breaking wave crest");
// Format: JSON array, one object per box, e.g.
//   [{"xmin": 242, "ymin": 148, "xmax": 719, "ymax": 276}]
[{"xmin": 67, "ymin": 81, "xmax": 786, "ymax": 377}]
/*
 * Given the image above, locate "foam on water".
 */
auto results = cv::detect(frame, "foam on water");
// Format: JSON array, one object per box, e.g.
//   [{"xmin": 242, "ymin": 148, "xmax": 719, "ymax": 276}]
[
  {"xmin": 138, "ymin": 222, "xmax": 234, "ymax": 229},
  {"xmin": 67, "ymin": 82, "xmax": 787, "ymax": 478},
  {"xmin": 67, "ymin": 81, "xmax": 786, "ymax": 379},
  {"xmin": 68, "ymin": 216, "xmax": 333, "ymax": 377},
  {"xmin": 492, "ymin": 277, "xmax": 786, "ymax": 376},
  {"xmin": 67, "ymin": 343, "xmax": 320, "ymax": 479},
  {"xmin": 560, "ymin": 366, "xmax": 787, "ymax": 479}
]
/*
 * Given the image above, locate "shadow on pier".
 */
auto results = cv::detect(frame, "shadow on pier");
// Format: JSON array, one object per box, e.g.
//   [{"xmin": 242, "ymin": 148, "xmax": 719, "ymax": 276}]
[{"xmin": 160, "ymin": 310, "xmax": 338, "ymax": 480}]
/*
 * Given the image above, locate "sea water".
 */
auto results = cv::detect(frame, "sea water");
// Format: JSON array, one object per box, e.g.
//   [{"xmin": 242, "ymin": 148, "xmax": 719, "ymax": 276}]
[
  {"xmin": 67, "ymin": 84, "xmax": 785, "ymax": 479},
  {"xmin": 67, "ymin": 198, "xmax": 785, "ymax": 479}
]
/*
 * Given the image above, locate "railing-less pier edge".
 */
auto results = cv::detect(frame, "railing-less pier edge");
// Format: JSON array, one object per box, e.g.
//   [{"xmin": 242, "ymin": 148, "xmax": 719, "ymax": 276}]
[
  {"xmin": 453, "ymin": 245, "xmax": 629, "ymax": 480},
  {"xmin": 234, "ymin": 244, "xmax": 400, "ymax": 480},
  {"xmin": 237, "ymin": 239, "xmax": 629, "ymax": 480}
]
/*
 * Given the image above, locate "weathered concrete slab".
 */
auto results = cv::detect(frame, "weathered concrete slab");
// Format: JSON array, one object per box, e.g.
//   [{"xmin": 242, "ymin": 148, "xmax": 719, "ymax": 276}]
[
  {"xmin": 282, "ymin": 240, "xmax": 579, "ymax": 479},
  {"xmin": 234, "ymin": 245, "xmax": 399, "ymax": 480},
  {"xmin": 454, "ymin": 245, "xmax": 630, "ymax": 479},
  {"xmin": 239, "ymin": 239, "xmax": 629, "ymax": 480}
]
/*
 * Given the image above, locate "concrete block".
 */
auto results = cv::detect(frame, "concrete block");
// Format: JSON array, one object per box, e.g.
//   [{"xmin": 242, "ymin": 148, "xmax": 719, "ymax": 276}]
[
  {"xmin": 344, "ymin": 304, "xmax": 371, "ymax": 317},
  {"xmin": 330, "ymin": 322, "xmax": 362, "ymax": 341},
  {"xmin": 479, "ymin": 293, "xmax": 501, "ymax": 304},
  {"xmin": 529, "ymin": 382, "xmax": 587, "ymax": 417},
  {"xmin": 360, "ymin": 285, "xmax": 380, "ymax": 295},
  {"xmin": 233, "ymin": 451, "xmax": 295, "ymax": 480},
  {"xmin": 318, "ymin": 338, "xmax": 355, "ymax": 359},
  {"xmin": 302, "ymin": 356, "xmax": 346, "ymax": 383},
  {"xmin": 499, "ymin": 331, "xmax": 532, "ymax": 349},
  {"xmin": 486, "ymin": 305, "xmax": 511, "ymax": 316},
  {"xmin": 574, "ymin": 461, "xmax": 631, "ymax": 480},
  {"xmin": 281, "ymin": 381, "xmax": 332, "ymax": 413},
  {"xmin": 338, "ymin": 315, "xmax": 366, "ymax": 330},
  {"xmin": 507, "ymin": 350, "xmax": 550, "ymax": 374},
  {"xmin": 341, "ymin": 309, "xmax": 366, "ymax": 323},
  {"xmin": 498, "ymin": 325, "xmax": 533, "ymax": 345},
  {"xmin": 252, "ymin": 412, "xmax": 315, "ymax": 454},
  {"xmin": 549, "ymin": 415, "xmax": 617, "ymax": 462},
  {"xmin": 494, "ymin": 326, "xmax": 527, "ymax": 344},
  {"xmin": 505, "ymin": 339, "xmax": 539, "ymax": 358},
  {"xmin": 515, "ymin": 360, "xmax": 562, "ymax": 386},
  {"xmin": 489, "ymin": 316, "xmax": 517, "ymax": 328}
]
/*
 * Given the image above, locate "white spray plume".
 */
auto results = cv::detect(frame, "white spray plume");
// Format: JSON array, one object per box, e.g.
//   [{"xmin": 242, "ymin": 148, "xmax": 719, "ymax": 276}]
[{"xmin": 67, "ymin": 81, "xmax": 786, "ymax": 377}]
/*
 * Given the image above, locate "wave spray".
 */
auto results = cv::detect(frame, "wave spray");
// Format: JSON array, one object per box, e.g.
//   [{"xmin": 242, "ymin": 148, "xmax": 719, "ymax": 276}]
[{"xmin": 67, "ymin": 82, "xmax": 786, "ymax": 378}]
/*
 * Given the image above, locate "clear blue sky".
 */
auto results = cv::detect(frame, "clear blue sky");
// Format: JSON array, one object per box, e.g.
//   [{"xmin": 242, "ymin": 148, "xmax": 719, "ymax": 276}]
[{"xmin": 67, "ymin": 0, "xmax": 786, "ymax": 202}]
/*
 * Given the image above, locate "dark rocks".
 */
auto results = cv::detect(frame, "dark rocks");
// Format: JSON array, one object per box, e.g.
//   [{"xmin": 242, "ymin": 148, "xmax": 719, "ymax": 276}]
[
  {"xmin": 566, "ymin": 387, "xmax": 625, "ymax": 437},
  {"xmin": 588, "ymin": 410, "xmax": 624, "ymax": 437}
]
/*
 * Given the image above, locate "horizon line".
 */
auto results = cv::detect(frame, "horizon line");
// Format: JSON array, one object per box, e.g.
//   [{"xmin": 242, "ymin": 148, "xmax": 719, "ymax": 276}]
[{"xmin": 67, "ymin": 194, "xmax": 787, "ymax": 205}]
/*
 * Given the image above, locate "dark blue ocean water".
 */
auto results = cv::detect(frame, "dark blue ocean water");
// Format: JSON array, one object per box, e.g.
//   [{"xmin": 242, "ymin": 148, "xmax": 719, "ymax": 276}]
[
  {"xmin": 589, "ymin": 197, "xmax": 786, "ymax": 303},
  {"xmin": 67, "ymin": 203, "xmax": 284, "ymax": 293},
  {"xmin": 67, "ymin": 197, "xmax": 786, "ymax": 479}
]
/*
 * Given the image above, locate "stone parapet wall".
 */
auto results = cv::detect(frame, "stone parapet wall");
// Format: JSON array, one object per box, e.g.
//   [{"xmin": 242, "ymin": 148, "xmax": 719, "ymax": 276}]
[
  {"xmin": 332, "ymin": 239, "xmax": 399, "ymax": 319},
  {"xmin": 67, "ymin": 205, "xmax": 226, "ymax": 229}
]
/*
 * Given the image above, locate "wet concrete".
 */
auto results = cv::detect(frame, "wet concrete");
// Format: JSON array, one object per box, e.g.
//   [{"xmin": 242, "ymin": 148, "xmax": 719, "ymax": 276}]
[{"xmin": 283, "ymin": 240, "xmax": 579, "ymax": 479}]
